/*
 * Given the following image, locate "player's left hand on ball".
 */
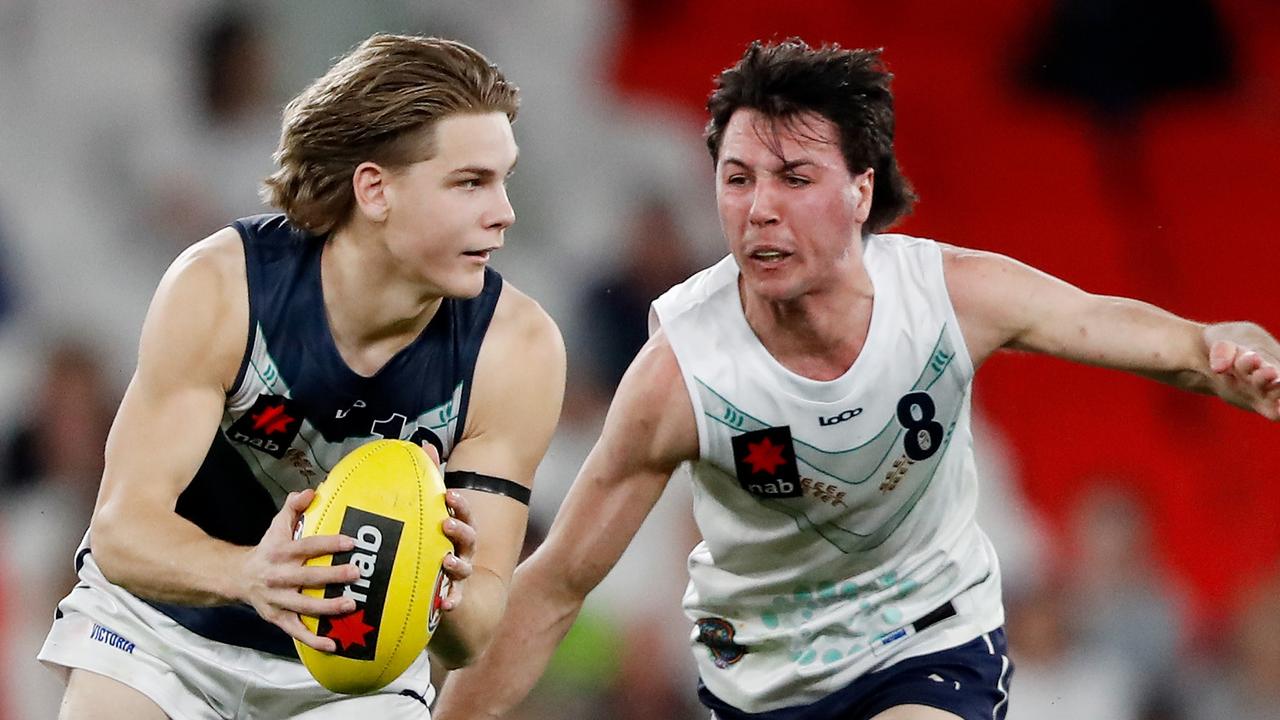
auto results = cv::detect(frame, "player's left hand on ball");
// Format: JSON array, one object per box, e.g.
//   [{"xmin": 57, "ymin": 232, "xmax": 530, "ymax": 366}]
[
  {"xmin": 1209, "ymin": 340, "xmax": 1280, "ymax": 420},
  {"xmin": 416, "ymin": 440, "xmax": 474, "ymax": 611},
  {"xmin": 439, "ymin": 490, "xmax": 476, "ymax": 612}
]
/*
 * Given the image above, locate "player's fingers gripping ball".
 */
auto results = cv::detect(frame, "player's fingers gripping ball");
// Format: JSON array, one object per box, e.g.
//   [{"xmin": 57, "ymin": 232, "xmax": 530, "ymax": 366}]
[{"xmin": 294, "ymin": 439, "xmax": 454, "ymax": 694}]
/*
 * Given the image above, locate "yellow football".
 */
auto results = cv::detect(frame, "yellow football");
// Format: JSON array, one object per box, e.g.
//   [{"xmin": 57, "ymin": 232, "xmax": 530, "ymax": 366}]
[{"xmin": 293, "ymin": 439, "xmax": 453, "ymax": 694}]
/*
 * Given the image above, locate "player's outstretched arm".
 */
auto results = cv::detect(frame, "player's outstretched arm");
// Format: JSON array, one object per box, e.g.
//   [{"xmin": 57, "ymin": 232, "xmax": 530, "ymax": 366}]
[
  {"xmin": 90, "ymin": 228, "xmax": 359, "ymax": 652},
  {"xmin": 425, "ymin": 285, "xmax": 567, "ymax": 669},
  {"xmin": 433, "ymin": 331, "xmax": 699, "ymax": 720},
  {"xmin": 944, "ymin": 246, "xmax": 1280, "ymax": 420}
]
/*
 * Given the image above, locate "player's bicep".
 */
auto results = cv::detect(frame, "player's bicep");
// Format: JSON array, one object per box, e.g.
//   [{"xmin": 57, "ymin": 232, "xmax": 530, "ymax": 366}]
[
  {"xmin": 445, "ymin": 292, "xmax": 566, "ymax": 579},
  {"xmin": 98, "ymin": 372, "xmax": 226, "ymax": 513},
  {"xmin": 94, "ymin": 233, "xmax": 247, "ymax": 526},
  {"xmin": 945, "ymin": 246, "xmax": 1204, "ymax": 374},
  {"xmin": 945, "ymin": 247, "xmax": 1078, "ymax": 364}
]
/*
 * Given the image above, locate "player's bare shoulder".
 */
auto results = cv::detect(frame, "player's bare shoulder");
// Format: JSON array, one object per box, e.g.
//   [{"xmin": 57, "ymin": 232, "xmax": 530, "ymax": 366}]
[
  {"xmin": 605, "ymin": 329, "xmax": 700, "ymax": 471},
  {"xmin": 937, "ymin": 243, "xmax": 1037, "ymax": 367},
  {"xmin": 937, "ymin": 243, "xmax": 1018, "ymax": 306},
  {"xmin": 484, "ymin": 281, "xmax": 565, "ymax": 366},
  {"xmin": 143, "ymin": 227, "xmax": 249, "ymax": 391},
  {"xmin": 461, "ymin": 281, "xmax": 566, "ymax": 454},
  {"xmin": 159, "ymin": 227, "xmax": 247, "ymax": 310}
]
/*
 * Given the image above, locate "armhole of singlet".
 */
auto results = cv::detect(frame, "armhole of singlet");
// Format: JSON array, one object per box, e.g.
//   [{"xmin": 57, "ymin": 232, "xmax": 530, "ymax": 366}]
[
  {"xmin": 226, "ymin": 220, "xmax": 258, "ymax": 397},
  {"xmin": 651, "ymin": 308, "xmax": 709, "ymax": 464},
  {"xmin": 928, "ymin": 240, "xmax": 976, "ymax": 380},
  {"xmin": 450, "ymin": 269, "xmax": 505, "ymax": 454}
]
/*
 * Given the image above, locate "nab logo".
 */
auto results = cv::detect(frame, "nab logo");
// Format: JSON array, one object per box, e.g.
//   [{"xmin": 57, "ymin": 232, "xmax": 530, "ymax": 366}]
[
  {"xmin": 227, "ymin": 394, "xmax": 303, "ymax": 458},
  {"xmin": 818, "ymin": 407, "xmax": 863, "ymax": 427},
  {"xmin": 318, "ymin": 507, "xmax": 404, "ymax": 660},
  {"xmin": 731, "ymin": 426, "xmax": 803, "ymax": 499}
]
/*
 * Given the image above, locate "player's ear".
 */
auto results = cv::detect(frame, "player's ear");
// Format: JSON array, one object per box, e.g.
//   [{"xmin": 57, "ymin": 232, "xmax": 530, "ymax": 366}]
[
  {"xmin": 352, "ymin": 161, "xmax": 390, "ymax": 223},
  {"xmin": 853, "ymin": 168, "xmax": 874, "ymax": 225}
]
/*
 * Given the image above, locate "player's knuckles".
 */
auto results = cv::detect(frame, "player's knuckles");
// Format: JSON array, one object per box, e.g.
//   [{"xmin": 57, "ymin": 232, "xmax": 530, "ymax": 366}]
[
  {"xmin": 1235, "ymin": 352, "xmax": 1260, "ymax": 373},
  {"xmin": 258, "ymin": 604, "xmax": 289, "ymax": 624},
  {"xmin": 1247, "ymin": 368, "xmax": 1275, "ymax": 389},
  {"xmin": 261, "ymin": 539, "xmax": 295, "ymax": 563},
  {"xmin": 262, "ymin": 567, "xmax": 294, "ymax": 588}
]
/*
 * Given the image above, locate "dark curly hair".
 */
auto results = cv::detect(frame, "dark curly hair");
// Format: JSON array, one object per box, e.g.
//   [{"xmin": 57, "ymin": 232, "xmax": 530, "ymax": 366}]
[{"xmin": 705, "ymin": 38, "xmax": 917, "ymax": 234}]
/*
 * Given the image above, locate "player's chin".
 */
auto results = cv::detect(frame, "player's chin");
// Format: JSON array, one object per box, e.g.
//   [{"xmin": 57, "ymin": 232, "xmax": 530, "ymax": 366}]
[
  {"xmin": 433, "ymin": 265, "xmax": 488, "ymax": 299},
  {"xmin": 740, "ymin": 270, "xmax": 804, "ymax": 303}
]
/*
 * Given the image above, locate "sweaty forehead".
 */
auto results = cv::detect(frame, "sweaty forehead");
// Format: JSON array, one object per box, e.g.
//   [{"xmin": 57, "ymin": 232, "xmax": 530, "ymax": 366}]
[{"xmin": 720, "ymin": 109, "xmax": 841, "ymax": 168}]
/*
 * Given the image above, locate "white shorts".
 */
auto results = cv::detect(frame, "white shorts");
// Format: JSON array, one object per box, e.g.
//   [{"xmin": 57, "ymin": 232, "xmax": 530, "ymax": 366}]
[{"xmin": 38, "ymin": 553, "xmax": 433, "ymax": 720}]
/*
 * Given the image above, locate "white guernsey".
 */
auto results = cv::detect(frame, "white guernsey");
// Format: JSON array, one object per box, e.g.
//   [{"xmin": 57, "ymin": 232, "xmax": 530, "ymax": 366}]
[{"xmin": 652, "ymin": 234, "xmax": 1002, "ymax": 712}]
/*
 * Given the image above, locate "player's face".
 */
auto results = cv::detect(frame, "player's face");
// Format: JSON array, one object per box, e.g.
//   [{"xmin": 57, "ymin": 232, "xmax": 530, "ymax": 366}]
[
  {"xmin": 716, "ymin": 109, "xmax": 872, "ymax": 302},
  {"xmin": 382, "ymin": 112, "xmax": 517, "ymax": 297}
]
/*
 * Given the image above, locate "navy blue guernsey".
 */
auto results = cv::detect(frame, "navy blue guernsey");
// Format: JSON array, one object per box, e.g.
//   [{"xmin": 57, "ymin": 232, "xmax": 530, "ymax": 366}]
[{"xmin": 139, "ymin": 213, "xmax": 502, "ymax": 657}]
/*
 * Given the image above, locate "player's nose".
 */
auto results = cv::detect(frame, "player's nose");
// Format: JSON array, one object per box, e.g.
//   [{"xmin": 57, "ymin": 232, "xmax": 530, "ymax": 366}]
[
  {"xmin": 485, "ymin": 185, "xmax": 515, "ymax": 231},
  {"xmin": 748, "ymin": 184, "xmax": 781, "ymax": 227}
]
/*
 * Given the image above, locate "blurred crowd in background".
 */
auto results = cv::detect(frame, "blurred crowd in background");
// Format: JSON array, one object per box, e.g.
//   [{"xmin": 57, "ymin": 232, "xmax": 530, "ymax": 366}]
[{"xmin": 0, "ymin": 1, "xmax": 1278, "ymax": 718}]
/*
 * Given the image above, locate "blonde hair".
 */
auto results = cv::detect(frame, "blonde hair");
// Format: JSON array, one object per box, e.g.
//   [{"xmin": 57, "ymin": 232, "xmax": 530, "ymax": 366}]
[{"xmin": 262, "ymin": 34, "xmax": 519, "ymax": 235}]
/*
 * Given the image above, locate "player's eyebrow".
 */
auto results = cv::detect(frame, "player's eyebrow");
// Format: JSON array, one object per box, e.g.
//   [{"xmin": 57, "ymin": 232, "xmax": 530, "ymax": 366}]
[
  {"xmin": 777, "ymin": 159, "xmax": 815, "ymax": 172},
  {"xmin": 450, "ymin": 155, "xmax": 519, "ymax": 178},
  {"xmin": 722, "ymin": 157, "xmax": 816, "ymax": 172},
  {"xmin": 449, "ymin": 166, "xmax": 498, "ymax": 179}
]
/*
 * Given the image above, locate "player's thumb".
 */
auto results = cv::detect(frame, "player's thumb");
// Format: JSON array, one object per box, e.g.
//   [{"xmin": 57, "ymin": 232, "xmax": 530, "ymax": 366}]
[{"xmin": 283, "ymin": 489, "xmax": 315, "ymax": 518}]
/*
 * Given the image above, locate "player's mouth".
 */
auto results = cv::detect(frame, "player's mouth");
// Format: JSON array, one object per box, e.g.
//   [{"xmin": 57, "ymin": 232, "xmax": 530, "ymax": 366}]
[
  {"xmin": 746, "ymin": 247, "xmax": 793, "ymax": 266},
  {"xmin": 462, "ymin": 247, "xmax": 499, "ymax": 263}
]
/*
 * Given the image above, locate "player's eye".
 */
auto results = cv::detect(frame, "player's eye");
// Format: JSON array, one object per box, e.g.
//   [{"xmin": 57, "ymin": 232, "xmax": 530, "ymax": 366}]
[{"xmin": 784, "ymin": 175, "xmax": 811, "ymax": 188}]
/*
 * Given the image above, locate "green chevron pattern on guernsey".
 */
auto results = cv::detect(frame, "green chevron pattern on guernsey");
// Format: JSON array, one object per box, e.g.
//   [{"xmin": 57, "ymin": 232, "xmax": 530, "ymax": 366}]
[
  {"xmin": 697, "ymin": 324, "xmax": 955, "ymax": 483},
  {"xmin": 694, "ymin": 325, "xmax": 962, "ymax": 553}
]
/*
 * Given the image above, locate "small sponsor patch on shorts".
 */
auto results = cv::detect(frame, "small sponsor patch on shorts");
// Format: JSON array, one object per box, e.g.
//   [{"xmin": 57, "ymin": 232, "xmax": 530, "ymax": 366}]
[{"xmin": 89, "ymin": 623, "xmax": 136, "ymax": 654}]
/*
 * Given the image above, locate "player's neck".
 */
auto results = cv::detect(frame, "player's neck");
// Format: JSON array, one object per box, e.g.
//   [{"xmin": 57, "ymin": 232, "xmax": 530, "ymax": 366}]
[
  {"xmin": 739, "ymin": 262, "xmax": 875, "ymax": 382},
  {"xmin": 321, "ymin": 227, "xmax": 442, "ymax": 370}
]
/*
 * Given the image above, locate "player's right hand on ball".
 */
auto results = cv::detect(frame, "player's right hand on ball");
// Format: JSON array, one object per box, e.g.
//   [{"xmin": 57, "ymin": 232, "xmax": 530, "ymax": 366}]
[{"xmin": 240, "ymin": 488, "xmax": 360, "ymax": 652}]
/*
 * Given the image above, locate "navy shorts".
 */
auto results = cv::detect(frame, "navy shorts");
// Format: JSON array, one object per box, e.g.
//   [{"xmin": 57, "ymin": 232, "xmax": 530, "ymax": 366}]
[{"xmin": 700, "ymin": 629, "xmax": 1013, "ymax": 720}]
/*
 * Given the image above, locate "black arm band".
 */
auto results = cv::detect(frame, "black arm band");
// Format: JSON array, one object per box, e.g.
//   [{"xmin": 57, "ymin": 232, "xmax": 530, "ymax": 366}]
[{"xmin": 443, "ymin": 471, "xmax": 531, "ymax": 505}]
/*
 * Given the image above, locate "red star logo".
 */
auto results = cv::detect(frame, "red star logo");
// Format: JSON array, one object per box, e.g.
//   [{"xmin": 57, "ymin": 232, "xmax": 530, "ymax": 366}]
[
  {"xmin": 251, "ymin": 404, "xmax": 296, "ymax": 435},
  {"xmin": 742, "ymin": 438, "xmax": 787, "ymax": 475},
  {"xmin": 326, "ymin": 609, "xmax": 375, "ymax": 651}
]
